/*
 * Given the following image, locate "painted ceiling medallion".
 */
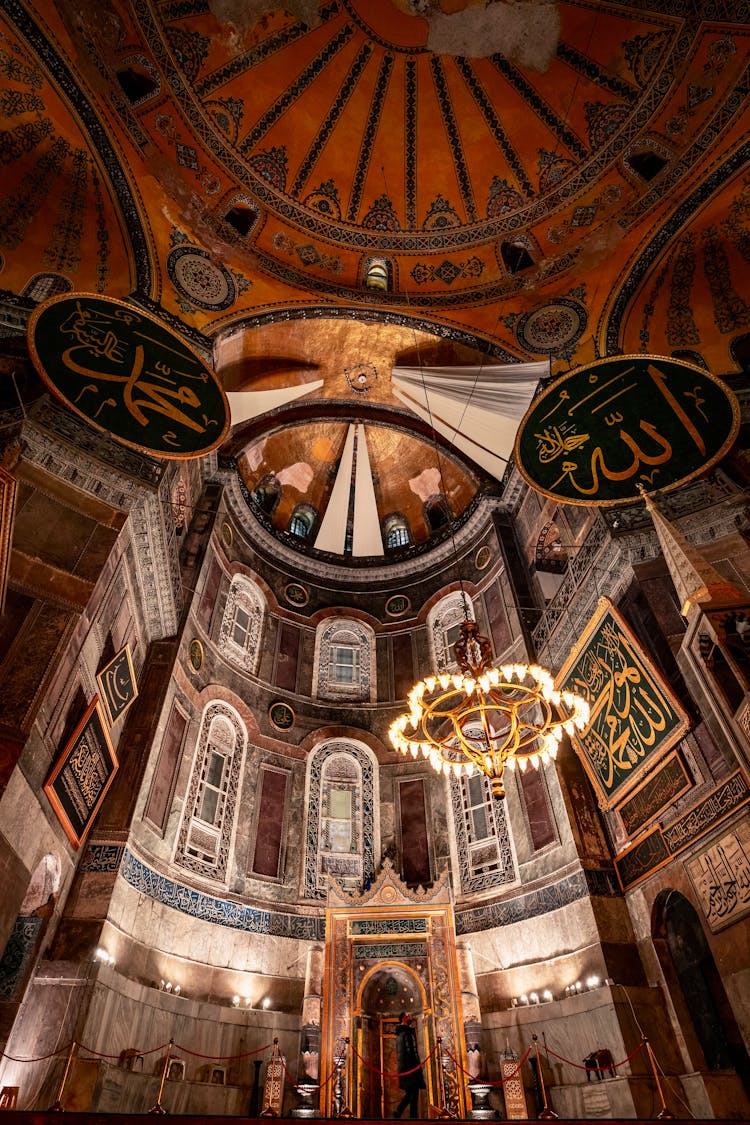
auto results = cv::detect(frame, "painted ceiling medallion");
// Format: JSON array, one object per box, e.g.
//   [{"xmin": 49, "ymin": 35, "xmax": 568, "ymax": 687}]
[
  {"xmin": 516, "ymin": 298, "xmax": 587, "ymax": 356},
  {"xmin": 345, "ymin": 362, "xmax": 378, "ymax": 394},
  {"xmin": 167, "ymin": 246, "xmax": 236, "ymax": 311}
]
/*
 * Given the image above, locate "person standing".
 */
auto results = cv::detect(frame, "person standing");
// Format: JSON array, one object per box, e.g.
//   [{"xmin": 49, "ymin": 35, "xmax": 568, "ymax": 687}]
[{"xmin": 394, "ymin": 1012, "xmax": 426, "ymax": 1119}]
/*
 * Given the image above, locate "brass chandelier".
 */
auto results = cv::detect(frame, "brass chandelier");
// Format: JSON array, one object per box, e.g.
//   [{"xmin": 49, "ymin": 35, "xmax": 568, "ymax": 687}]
[{"xmin": 389, "ymin": 621, "xmax": 589, "ymax": 798}]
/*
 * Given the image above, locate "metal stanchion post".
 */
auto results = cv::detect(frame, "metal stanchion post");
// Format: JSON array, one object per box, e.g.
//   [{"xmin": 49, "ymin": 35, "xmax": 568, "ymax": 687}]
[
  {"xmin": 432, "ymin": 1036, "xmax": 453, "ymax": 1120},
  {"xmin": 261, "ymin": 1038, "xmax": 281, "ymax": 1117},
  {"xmin": 48, "ymin": 1041, "xmax": 77, "ymax": 1111},
  {"xmin": 532, "ymin": 1034, "xmax": 558, "ymax": 1121},
  {"xmin": 643, "ymin": 1035, "xmax": 675, "ymax": 1120},
  {"xmin": 338, "ymin": 1037, "xmax": 353, "ymax": 1118},
  {"xmin": 149, "ymin": 1038, "xmax": 174, "ymax": 1114}
]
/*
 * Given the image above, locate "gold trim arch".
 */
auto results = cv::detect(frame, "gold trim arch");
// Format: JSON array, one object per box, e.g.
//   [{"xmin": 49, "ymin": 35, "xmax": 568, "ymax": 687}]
[{"xmin": 320, "ymin": 859, "xmax": 469, "ymax": 1118}]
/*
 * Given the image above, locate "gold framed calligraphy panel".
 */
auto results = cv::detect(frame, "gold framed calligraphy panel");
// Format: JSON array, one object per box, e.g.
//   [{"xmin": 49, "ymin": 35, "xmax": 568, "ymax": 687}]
[
  {"xmin": 514, "ymin": 355, "xmax": 739, "ymax": 506},
  {"xmin": 687, "ymin": 819, "xmax": 750, "ymax": 932},
  {"xmin": 44, "ymin": 697, "xmax": 118, "ymax": 848},
  {"xmin": 28, "ymin": 294, "xmax": 229, "ymax": 459},
  {"xmin": 556, "ymin": 598, "xmax": 690, "ymax": 810}
]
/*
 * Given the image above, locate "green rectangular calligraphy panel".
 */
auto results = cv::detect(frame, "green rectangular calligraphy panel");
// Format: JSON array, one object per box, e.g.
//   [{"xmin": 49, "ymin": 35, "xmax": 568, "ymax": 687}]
[{"xmin": 557, "ymin": 598, "xmax": 690, "ymax": 809}]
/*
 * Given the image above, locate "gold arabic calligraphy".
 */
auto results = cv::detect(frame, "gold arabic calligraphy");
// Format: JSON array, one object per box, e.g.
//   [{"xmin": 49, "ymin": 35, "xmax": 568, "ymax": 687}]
[
  {"xmin": 566, "ymin": 620, "xmax": 675, "ymax": 792},
  {"xmin": 58, "ymin": 301, "xmax": 215, "ymax": 446},
  {"xmin": 531, "ymin": 363, "xmax": 708, "ymax": 496}
]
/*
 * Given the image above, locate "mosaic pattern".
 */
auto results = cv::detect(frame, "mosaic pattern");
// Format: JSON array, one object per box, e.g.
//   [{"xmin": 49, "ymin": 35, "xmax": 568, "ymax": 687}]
[
  {"xmin": 304, "ymin": 740, "xmax": 375, "ymax": 900},
  {"xmin": 411, "ymin": 256, "xmax": 484, "ymax": 286},
  {"xmin": 174, "ymin": 703, "xmax": 246, "ymax": 882},
  {"xmin": 121, "ymin": 848, "xmax": 325, "ymax": 938},
  {"xmin": 455, "ymin": 868, "xmax": 592, "ymax": 935}
]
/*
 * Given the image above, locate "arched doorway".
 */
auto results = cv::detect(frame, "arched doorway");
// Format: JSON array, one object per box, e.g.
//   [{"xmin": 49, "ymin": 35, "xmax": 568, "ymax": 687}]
[
  {"xmin": 355, "ymin": 966, "xmax": 428, "ymax": 1119},
  {"xmin": 652, "ymin": 889, "xmax": 750, "ymax": 1095}
]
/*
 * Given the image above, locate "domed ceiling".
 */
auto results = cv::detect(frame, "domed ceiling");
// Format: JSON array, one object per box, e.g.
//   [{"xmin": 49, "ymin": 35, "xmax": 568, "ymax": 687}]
[{"xmin": 1, "ymin": 0, "xmax": 748, "ymax": 530}]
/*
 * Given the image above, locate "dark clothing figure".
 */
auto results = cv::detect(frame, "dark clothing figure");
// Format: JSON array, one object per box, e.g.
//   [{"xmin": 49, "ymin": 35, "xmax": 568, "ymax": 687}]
[{"xmin": 394, "ymin": 1016, "xmax": 425, "ymax": 1119}]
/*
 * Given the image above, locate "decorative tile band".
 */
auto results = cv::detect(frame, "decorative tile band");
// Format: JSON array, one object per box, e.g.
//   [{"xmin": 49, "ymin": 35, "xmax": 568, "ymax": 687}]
[
  {"xmin": 350, "ymin": 918, "xmax": 428, "ymax": 935},
  {"xmin": 118, "ymin": 849, "xmax": 612, "ymax": 943},
  {"xmin": 120, "ymin": 848, "xmax": 325, "ymax": 940}
]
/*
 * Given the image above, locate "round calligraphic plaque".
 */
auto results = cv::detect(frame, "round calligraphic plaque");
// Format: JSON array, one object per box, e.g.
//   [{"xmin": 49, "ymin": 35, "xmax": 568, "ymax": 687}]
[
  {"xmin": 385, "ymin": 594, "xmax": 411, "ymax": 618},
  {"xmin": 514, "ymin": 355, "xmax": 740, "ymax": 506},
  {"xmin": 269, "ymin": 701, "xmax": 295, "ymax": 731},
  {"xmin": 27, "ymin": 294, "xmax": 229, "ymax": 459}
]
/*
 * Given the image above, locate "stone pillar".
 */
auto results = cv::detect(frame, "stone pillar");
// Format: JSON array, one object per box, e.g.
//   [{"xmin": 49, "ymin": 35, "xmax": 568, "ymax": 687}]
[
  {"xmin": 301, "ymin": 945, "xmax": 324, "ymax": 1029},
  {"xmin": 456, "ymin": 942, "xmax": 481, "ymax": 1023}
]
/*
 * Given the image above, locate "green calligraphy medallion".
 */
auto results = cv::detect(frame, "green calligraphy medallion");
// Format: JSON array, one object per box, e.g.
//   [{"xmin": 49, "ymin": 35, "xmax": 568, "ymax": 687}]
[
  {"xmin": 515, "ymin": 355, "xmax": 739, "ymax": 505},
  {"xmin": 28, "ymin": 294, "xmax": 229, "ymax": 459}
]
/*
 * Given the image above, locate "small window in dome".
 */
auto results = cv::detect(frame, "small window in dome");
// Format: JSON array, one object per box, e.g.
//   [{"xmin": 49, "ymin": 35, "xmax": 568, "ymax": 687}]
[
  {"xmin": 225, "ymin": 205, "xmax": 256, "ymax": 237},
  {"xmin": 625, "ymin": 149, "xmax": 667, "ymax": 182},
  {"xmin": 424, "ymin": 493, "xmax": 451, "ymax": 532},
  {"xmin": 383, "ymin": 512, "xmax": 411, "ymax": 550},
  {"xmin": 362, "ymin": 256, "xmax": 392, "ymax": 292},
  {"xmin": 289, "ymin": 504, "xmax": 317, "ymax": 539},
  {"xmin": 116, "ymin": 66, "xmax": 158, "ymax": 104},
  {"xmin": 251, "ymin": 474, "xmax": 281, "ymax": 515},
  {"xmin": 500, "ymin": 240, "xmax": 534, "ymax": 276}
]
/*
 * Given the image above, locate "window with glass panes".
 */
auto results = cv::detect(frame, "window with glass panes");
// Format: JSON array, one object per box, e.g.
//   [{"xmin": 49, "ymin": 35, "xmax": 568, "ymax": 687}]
[
  {"xmin": 198, "ymin": 747, "xmax": 227, "ymax": 825},
  {"xmin": 331, "ymin": 644, "xmax": 359, "ymax": 684},
  {"xmin": 462, "ymin": 772, "xmax": 503, "ymax": 876}
]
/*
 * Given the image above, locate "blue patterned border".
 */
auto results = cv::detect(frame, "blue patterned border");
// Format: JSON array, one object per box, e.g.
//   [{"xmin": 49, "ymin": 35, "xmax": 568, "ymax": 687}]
[
  {"xmin": 119, "ymin": 847, "xmax": 614, "ymax": 942},
  {"xmin": 120, "ymin": 848, "xmax": 324, "ymax": 939}
]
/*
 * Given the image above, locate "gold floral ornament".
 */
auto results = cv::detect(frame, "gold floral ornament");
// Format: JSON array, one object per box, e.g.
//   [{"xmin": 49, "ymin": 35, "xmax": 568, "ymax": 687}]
[{"xmin": 390, "ymin": 621, "xmax": 589, "ymax": 799}]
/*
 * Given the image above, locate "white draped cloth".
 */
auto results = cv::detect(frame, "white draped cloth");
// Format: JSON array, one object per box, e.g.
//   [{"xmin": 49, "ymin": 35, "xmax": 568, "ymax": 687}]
[{"xmin": 392, "ymin": 362, "xmax": 547, "ymax": 482}]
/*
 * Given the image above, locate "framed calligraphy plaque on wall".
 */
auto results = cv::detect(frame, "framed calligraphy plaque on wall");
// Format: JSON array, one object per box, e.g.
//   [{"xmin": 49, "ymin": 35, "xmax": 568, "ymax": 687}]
[
  {"xmin": 27, "ymin": 294, "xmax": 229, "ymax": 459},
  {"xmin": 97, "ymin": 644, "xmax": 138, "ymax": 727},
  {"xmin": 556, "ymin": 597, "xmax": 690, "ymax": 810},
  {"xmin": 44, "ymin": 698, "xmax": 118, "ymax": 847},
  {"xmin": 687, "ymin": 819, "xmax": 750, "ymax": 932},
  {"xmin": 514, "ymin": 355, "xmax": 739, "ymax": 506}
]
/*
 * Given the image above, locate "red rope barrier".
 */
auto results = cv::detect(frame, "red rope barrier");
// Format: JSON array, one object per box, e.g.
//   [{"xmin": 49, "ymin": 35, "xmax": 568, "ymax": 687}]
[
  {"xmin": 1, "ymin": 1042, "xmax": 74, "ymax": 1063},
  {"xmin": 444, "ymin": 1044, "xmax": 532, "ymax": 1086},
  {"xmin": 349, "ymin": 1039, "xmax": 439, "ymax": 1079},
  {"xmin": 543, "ymin": 1040, "xmax": 645, "ymax": 1072},
  {"xmin": 77, "ymin": 1041, "xmax": 171, "ymax": 1060},
  {"xmin": 172, "ymin": 1040, "xmax": 273, "ymax": 1061}
]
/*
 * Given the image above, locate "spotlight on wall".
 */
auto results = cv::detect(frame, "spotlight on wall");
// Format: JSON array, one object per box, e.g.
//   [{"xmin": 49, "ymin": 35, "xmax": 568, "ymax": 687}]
[
  {"xmin": 529, "ymin": 992, "xmax": 539, "ymax": 1005},
  {"xmin": 165, "ymin": 981, "xmax": 173, "ymax": 992},
  {"xmin": 174, "ymin": 984, "xmax": 181, "ymax": 996},
  {"xmin": 232, "ymin": 995, "xmax": 240, "ymax": 1008},
  {"xmin": 586, "ymin": 976, "xmax": 600, "ymax": 990},
  {"xmin": 95, "ymin": 947, "xmax": 115, "ymax": 966},
  {"xmin": 520, "ymin": 994, "xmax": 529, "ymax": 1005},
  {"xmin": 543, "ymin": 989, "xmax": 553, "ymax": 1002},
  {"xmin": 262, "ymin": 997, "xmax": 271, "ymax": 1010},
  {"xmin": 244, "ymin": 997, "xmax": 251, "ymax": 1007}
]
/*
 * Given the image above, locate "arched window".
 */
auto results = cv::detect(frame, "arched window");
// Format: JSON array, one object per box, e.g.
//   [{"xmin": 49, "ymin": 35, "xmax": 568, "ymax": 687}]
[
  {"xmin": 671, "ymin": 349, "xmax": 708, "ymax": 370},
  {"xmin": 218, "ymin": 575, "xmax": 265, "ymax": 673},
  {"xmin": 362, "ymin": 256, "xmax": 390, "ymax": 292},
  {"xmin": 449, "ymin": 756, "xmax": 517, "ymax": 893},
  {"xmin": 500, "ymin": 239, "xmax": 534, "ymax": 275},
  {"xmin": 116, "ymin": 61, "xmax": 159, "ymax": 105},
  {"xmin": 21, "ymin": 274, "xmax": 72, "ymax": 303},
  {"xmin": 222, "ymin": 195, "xmax": 260, "ymax": 238},
  {"xmin": 288, "ymin": 504, "xmax": 317, "ymax": 540},
  {"xmin": 314, "ymin": 618, "xmax": 376, "ymax": 702},
  {"xmin": 174, "ymin": 703, "xmax": 246, "ymax": 882},
  {"xmin": 424, "ymin": 493, "xmax": 451, "ymax": 532},
  {"xmin": 623, "ymin": 143, "xmax": 669, "ymax": 182},
  {"xmin": 383, "ymin": 513, "xmax": 411, "ymax": 550},
  {"xmin": 303, "ymin": 740, "xmax": 377, "ymax": 897},
  {"xmin": 251, "ymin": 474, "xmax": 281, "ymax": 515},
  {"xmin": 427, "ymin": 592, "xmax": 475, "ymax": 673}
]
